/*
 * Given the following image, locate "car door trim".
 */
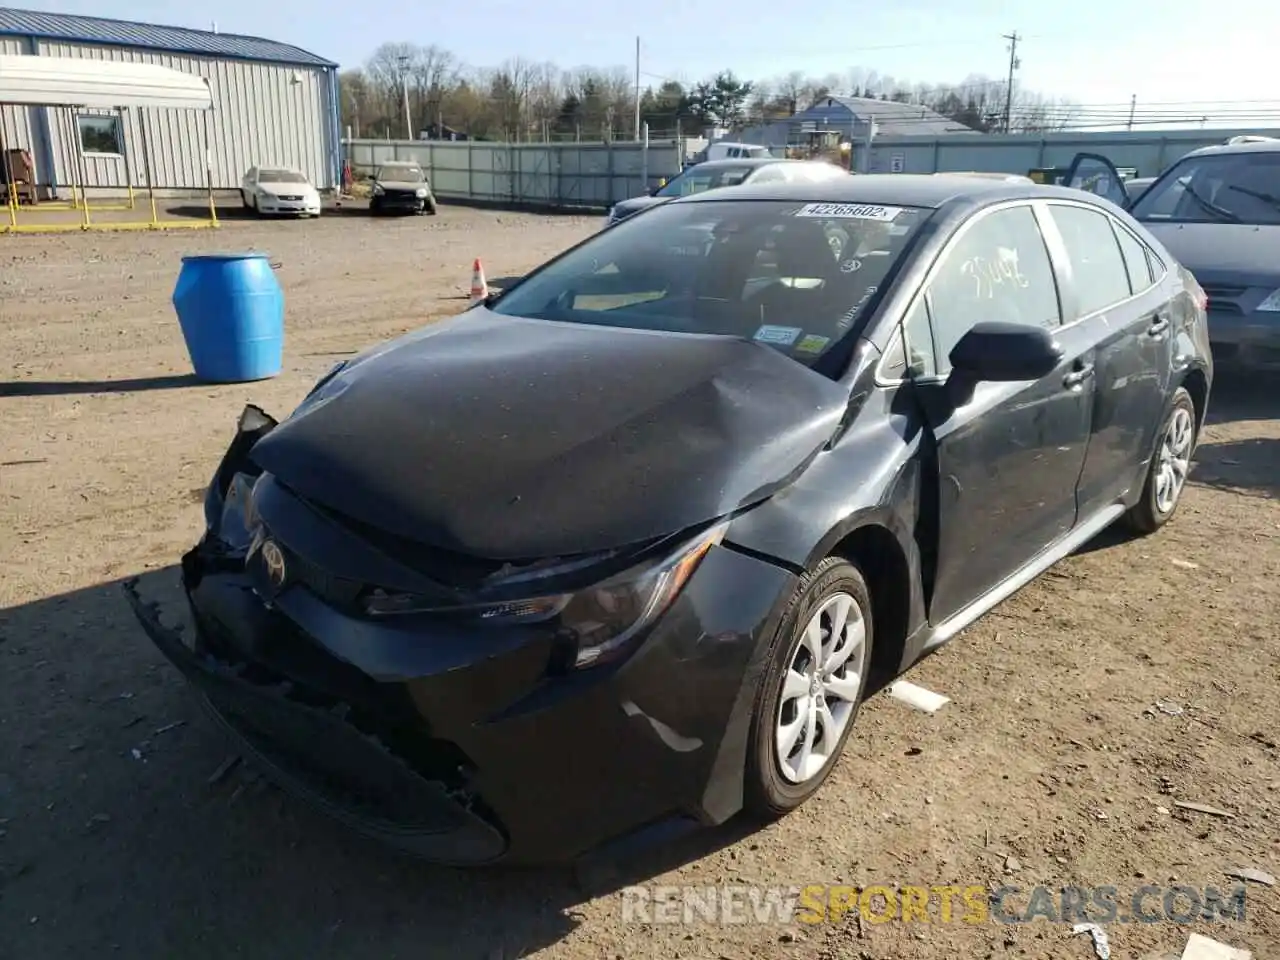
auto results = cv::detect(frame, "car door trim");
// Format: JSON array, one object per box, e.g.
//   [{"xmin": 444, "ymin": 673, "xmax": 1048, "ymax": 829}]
[{"xmin": 923, "ymin": 501, "xmax": 1126, "ymax": 649}]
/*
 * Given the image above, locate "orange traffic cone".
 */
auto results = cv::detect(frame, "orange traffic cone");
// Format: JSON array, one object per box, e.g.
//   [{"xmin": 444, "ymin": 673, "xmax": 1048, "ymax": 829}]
[{"xmin": 469, "ymin": 258, "xmax": 489, "ymax": 305}]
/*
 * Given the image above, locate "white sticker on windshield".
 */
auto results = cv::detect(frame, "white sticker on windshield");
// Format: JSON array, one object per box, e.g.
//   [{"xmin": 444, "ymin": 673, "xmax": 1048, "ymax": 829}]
[
  {"xmin": 753, "ymin": 325, "xmax": 803, "ymax": 346},
  {"xmin": 795, "ymin": 203, "xmax": 902, "ymax": 221}
]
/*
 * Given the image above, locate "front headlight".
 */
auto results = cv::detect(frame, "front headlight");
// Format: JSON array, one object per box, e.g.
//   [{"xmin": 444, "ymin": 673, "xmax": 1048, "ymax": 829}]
[
  {"xmin": 372, "ymin": 183, "xmax": 385, "ymax": 195},
  {"xmin": 1256, "ymin": 288, "xmax": 1280, "ymax": 312},
  {"xmin": 416, "ymin": 187, "xmax": 428, "ymax": 198},
  {"xmin": 363, "ymin": 521, "xmax": 728, "ymax": 668}
]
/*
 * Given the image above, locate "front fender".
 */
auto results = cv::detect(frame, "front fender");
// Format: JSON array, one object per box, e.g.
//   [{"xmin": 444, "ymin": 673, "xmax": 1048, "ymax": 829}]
[{"xmin": 724, "ymin": 386, "xmax": 928, "ymax": 643}]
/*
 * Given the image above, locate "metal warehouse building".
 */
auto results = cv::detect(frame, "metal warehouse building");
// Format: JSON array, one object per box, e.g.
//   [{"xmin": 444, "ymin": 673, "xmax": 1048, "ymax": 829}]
[{"xmin": 0, "ymin": 7, "xmax": 340, "ymax": 194}]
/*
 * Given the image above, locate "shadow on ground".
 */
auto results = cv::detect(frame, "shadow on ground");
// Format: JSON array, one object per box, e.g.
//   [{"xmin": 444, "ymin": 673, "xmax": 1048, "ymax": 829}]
[
  {"xmin": 1202, "ymin": 367, "xmax": 1280, "ymax": 425},
  {"xmin": 0, "ymin": 374, "xmax": 200, "ymax": 398},
  {"xmin": 1191, "ymin": 436, "xmax": 1280, "ymax": 500},
  {"xmin": 0, "ymin": 568, "xmax": 759, "ymax": 959}
]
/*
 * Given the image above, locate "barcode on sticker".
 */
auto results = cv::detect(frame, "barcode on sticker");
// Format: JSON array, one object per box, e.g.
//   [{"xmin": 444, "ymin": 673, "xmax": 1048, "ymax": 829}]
[{"xmin": 796, "ymin": 203, "xmax": 902, "ymax": 221}]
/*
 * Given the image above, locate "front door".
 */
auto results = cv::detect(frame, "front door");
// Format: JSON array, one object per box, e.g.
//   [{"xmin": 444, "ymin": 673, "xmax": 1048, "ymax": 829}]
[
  {"xmin": 1062, "ymin": 152, "xmax": 1131, "ymax": 208},
  {"xmin": 1039, "ymin": 200, "xmax": 1176, "ymax": 515},
  {"xmin": 905, "ymin": 202, "xmax": 1098, "ymax": 623}
]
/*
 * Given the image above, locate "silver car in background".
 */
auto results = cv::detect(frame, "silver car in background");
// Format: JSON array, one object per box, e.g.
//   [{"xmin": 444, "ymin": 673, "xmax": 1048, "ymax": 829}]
[{"xmin": 1128, "ymin": 138, "xmax": 1280, "ymax": 368}]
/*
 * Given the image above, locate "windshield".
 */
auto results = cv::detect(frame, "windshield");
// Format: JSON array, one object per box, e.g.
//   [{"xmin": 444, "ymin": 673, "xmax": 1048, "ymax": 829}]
[
  {"xmin": 379, "ymin": 165, "xmax": 425, "ymax": 183},
  {"xmin": 490, "ymin": 198, "xmax": 930, "ymax": 369},
  {"xmin": 656, "ymin": 166, "xmax": 755, "ymax": 197},
  {"xmin": 259, "ymin": 169, "xmax": 307, "ymax": 184},
  {"xmin": 1130, "ymin": 151, "xmax": 1280, "ymax": 225}
]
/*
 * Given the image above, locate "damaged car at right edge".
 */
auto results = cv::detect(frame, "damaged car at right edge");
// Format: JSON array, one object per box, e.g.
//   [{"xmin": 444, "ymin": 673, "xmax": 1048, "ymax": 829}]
[{"xmin": 124, "ymin": 158, "xmax": 1211, "ymax": 868}]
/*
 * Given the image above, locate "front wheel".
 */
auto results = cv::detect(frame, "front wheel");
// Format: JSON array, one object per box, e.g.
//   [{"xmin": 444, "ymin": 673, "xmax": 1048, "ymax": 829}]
[
  {"xmin": 425, "ymin": 195, "xmax": 438, "ymax": 216},
  {"xmin": 744, "ymin": 556, "xmax": 873, "ymax": 817},
  {"xmin": 1124, "ymin": 385, "xmax": 1197, "ymax": 535}
]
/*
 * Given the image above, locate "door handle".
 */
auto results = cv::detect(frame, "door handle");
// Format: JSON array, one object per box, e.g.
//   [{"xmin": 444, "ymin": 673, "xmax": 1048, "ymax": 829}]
[
  {"xmin": 1063, "ymin": 362, "xmax": 1095, "ymax": 388},
  {"xmin": 1148, "ymin": 314, "xmax": 1171, "ymax": 337}
]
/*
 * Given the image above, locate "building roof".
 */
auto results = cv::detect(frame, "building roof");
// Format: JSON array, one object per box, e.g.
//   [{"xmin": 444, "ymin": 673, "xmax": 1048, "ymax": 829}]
[
  {"xmin": 826, "ymin": 96, "xmax": 973, "ymax": 136},
  {"xmin": 0, "ymin": 7, "xmax": 336, "ymax": 68}
]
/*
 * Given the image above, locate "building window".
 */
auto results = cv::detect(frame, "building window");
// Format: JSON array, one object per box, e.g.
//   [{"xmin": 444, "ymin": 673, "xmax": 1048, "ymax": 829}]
[{"xmin": 77, "ymin": 115, "xmax": 123, "ymax": 156}]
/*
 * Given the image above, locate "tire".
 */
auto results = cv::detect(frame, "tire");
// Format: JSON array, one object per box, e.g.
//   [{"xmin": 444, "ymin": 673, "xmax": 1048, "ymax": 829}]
[
  {"xmin": 744, "ymin": 555, "xmax": 874, "ymax": 817},
  {"xmin": 240, "ymin": 189, "xmax": 250, "ymax": 209},
  {"xmin": 369, "ymin": 198, "xmax": 381, "ymax": 215},
  {"xmin": 425, "ymin": 195, "xmax": 439, "ymax": 216},
  {"xmin": 1124, "ymin": 385, "xmax": 1197, "ymax": 535}
]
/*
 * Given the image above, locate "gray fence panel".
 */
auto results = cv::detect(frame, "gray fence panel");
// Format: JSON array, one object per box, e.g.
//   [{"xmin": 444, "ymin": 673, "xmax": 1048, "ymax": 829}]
[
  {"xmin": 862, "ymin": 127, "xmax": 1280, "ymax": 178},
  {"xmin": 343, "ymin": 137, "xmax": 682, "ymax": 209},
  {"xmin": 345, "ymin": 129, "xmax": 1280, "ymax": 208}
]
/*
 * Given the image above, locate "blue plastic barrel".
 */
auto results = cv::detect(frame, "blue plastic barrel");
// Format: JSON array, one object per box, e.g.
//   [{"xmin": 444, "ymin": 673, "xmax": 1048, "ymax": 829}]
[{"xmin": 172, "ymin": 253, "xmax": 284, "ymax": 383}]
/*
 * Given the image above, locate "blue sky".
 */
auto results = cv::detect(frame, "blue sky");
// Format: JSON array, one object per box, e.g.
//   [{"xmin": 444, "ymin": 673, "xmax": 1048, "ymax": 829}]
[{"xmin": 14, "ymin": 0, "xmax": 1280, "ymax": 127}]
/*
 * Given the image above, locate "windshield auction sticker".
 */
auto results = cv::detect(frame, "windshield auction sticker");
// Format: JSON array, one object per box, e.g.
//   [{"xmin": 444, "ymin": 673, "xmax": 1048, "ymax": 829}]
[
  {"xmin": 795, "ymin": 203, "xmax": 902, "ymax": 221},
  {"xmin": 753, "ymin": 325, "xmax": 803, "ymax": 346}
]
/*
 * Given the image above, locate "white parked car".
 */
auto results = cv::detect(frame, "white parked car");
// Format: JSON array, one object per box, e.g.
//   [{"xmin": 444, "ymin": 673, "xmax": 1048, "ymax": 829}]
[{"xmin": 240, "ymin": 166, "xmax": 322, "ymax": 217}]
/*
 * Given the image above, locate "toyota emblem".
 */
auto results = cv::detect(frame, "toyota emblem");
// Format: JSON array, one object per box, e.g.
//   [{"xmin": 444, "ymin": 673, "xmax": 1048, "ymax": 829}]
[{"xmin": 260, "ymin": 539, "xmax": 287, "ymax": 590}]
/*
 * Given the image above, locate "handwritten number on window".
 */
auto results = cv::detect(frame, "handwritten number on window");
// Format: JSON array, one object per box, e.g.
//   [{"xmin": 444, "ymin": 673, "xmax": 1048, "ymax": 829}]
[{"xmin": 959, "ymin": 246, "xmax": 1030, "ymax": 299}]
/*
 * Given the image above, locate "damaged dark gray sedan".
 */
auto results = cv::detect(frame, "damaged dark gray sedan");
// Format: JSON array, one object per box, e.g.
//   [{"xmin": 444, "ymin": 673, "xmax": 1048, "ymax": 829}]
[{"xmin": 126, "ymin": 169, "xmax": 1212, "ymax": 867}]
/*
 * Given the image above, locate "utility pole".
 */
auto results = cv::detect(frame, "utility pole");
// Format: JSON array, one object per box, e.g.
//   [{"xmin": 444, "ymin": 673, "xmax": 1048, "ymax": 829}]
[
  {"xmin": 633, "ymin": 36, "xmax": 642, "ymax": 141},
  {"xmin": 1127, "ymin": 94, "xmax": 1136, "ymax": 130},
  {"xmin": 398, "ymin": 55, "xmax": 412, "ymax": 140},
  {"xmin": 1001, "ymin": 31, "xmax": 1021, "ymax": 134}
]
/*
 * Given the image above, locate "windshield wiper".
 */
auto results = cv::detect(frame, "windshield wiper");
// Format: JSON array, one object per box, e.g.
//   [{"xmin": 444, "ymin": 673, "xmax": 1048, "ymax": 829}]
[
  {"xmin": 1225, "ymin": 183, "xmax": 1280, "ymax": 213},
  {"xmin": 1182, "ymin": 184, "xmax": 1241, "ymax": 222}
]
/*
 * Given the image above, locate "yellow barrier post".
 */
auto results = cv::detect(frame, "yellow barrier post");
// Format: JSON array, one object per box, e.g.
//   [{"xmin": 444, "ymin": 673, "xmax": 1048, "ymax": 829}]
[
  {"xmin": 1, "ymin": 143, "xmax": 16, "ymax": 229},
  {"xmin": 139, "ymin": 107, "xmax": 159, "ymax": 227},
  {"xmin": 67, "ymin": 108, "xmax": 91, "ymax": 228}
]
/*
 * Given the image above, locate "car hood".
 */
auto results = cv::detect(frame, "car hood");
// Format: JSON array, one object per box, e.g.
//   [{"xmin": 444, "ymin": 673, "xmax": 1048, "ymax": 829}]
[
  {"xmin": 248, "ymin": 309, "xmax": 850, "ymax": 560},
  {"xmin": 259, "ymin": 180, "xmax": 316, "ymax": 194},
  {"xmin": 612, "ymin": 195, "xmax": 670, "ymax": 219},
  {"xmin": 377, "ymin": 179, "xmax": 429, "ymax": 190},
  {"xmin": 1141, "ymin": 221, "xmax": 1280, "ymax": 286}
]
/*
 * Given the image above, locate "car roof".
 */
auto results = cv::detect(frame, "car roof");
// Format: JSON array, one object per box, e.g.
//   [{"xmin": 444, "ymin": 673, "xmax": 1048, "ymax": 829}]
[
  {"xmin": 673, "ymin": 173, "xmax": 1090, "ymax": 209},
  {"xmin": 688, "ymin": 157, "xmax": 815, "ymax": 170},
  {"xmin": 1180, "ymin": 138, "xmax": 1280, "ymax": 160},
  {"xmin": 379, "ymin": 160, "xmax": 420, "ymax": 166}
]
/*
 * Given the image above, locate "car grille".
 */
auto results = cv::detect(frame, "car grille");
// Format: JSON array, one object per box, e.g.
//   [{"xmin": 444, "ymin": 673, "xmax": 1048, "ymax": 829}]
[
  {"xmin": 277, "ymin": 194, "xmax": 304, "ymax": 201},
  {"xmin": 383, "ymin": 189, "xmax": 418, "ymax": 200}
]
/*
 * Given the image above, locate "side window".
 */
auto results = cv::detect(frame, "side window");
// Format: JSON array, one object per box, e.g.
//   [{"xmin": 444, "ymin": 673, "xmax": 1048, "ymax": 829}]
[
  {"xmin": 902, "ymin": 295, "xmax": 937, "ymax": 378},
  {"xmin": 1047, "ymin": 204, "xmax": 1133, "ymax": 316},
  {"xmin": 925, "ymin": 205, "xmax": 1062, "ymax": 372},
  {"xmin": 1112, "ymin": 220, "xmax": 1155, "ymax": 294}
]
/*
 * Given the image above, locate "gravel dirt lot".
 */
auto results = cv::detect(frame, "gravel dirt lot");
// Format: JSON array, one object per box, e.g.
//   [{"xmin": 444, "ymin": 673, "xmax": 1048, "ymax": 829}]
[{"xmin": 1, "ymin": 205, "xmax": 1277, "ymax": 960}]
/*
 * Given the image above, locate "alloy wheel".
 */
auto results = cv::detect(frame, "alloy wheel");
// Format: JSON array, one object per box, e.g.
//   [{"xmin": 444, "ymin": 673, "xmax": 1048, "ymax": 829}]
[
  {"xmin": 774, "ymin": 591, "xmax": 868, "ymax": 784},
  {"xmin": 1155, "ymin": 405, "xmax": 1194, "ymax": 514}
]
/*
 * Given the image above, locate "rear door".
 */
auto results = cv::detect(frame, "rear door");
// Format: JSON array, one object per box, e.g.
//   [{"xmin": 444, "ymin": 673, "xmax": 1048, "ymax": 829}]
[
  {"xmin": 904, "ymin": 202, "xmax": 1100, "ymax": 623},
  {"xmin": 1062, "ymin": 153, "xmax": 1130, "ymax": 208},
  {"xmin": 1039, "ymin": 201, "xmax": 1176, "ymax": 516}
]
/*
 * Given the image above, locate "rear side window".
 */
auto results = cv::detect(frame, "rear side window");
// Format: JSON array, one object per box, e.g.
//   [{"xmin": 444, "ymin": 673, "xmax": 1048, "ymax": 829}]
[
  {"xmin": 1112, "ymin": 221, "xmax": 1155, "ymax": 293},
  {"xmin": 1047, "ymin": 204, "xmax": 1132, "ymax": 316}
]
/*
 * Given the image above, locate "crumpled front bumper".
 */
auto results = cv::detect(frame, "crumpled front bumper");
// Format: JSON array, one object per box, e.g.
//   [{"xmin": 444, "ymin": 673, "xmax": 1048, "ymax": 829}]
[
  {"xmin": 123, "ymin": 566, "xmax": 508, "ymax": 864},
  {"xmin": 123, "ymin": 406, "xmax": 799, "ymax": 865}
]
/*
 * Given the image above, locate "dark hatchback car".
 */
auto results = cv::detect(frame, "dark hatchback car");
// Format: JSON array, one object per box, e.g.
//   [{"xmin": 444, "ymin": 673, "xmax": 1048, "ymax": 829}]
[
  {"xmin": 126, "ymin": 170, "xmax": 1212, "ymax": 868},
  {"xmin": 1126, "ymin": 138, "xmax": 1280, "ymax": 368},
  {"xmin": 605, "ymin": 157, "xmax": 849, "ymax": 226}
]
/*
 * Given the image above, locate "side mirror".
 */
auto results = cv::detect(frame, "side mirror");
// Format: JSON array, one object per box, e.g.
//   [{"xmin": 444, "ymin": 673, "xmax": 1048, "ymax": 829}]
[{"xmin": 948, "ymin": 322, "xmax": 1064, "ymax": 383}]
